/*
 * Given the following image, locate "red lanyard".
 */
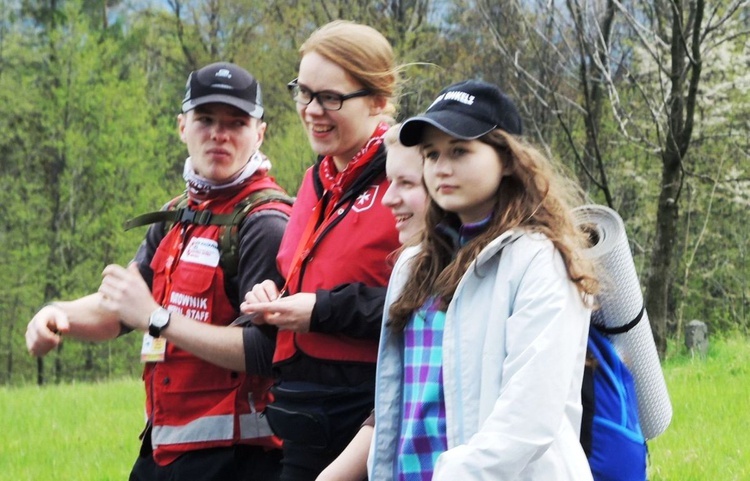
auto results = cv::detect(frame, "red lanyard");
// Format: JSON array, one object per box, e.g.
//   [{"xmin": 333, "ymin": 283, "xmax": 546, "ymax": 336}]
[{"xmin": 280, "ymin": 193, "xmax": 337, "ymax": 294}]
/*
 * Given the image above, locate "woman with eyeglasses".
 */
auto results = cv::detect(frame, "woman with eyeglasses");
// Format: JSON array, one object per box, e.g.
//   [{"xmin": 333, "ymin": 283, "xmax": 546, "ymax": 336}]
[{"xmin": 241, "ymin": 20, "xmax": 401, "ymax": 481}]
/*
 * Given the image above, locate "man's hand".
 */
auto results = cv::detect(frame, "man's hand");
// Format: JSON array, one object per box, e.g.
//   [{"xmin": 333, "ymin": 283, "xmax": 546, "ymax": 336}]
[
  {"xmin": 26, "ymin": 304, "xmax": 70, "ymax": 357},
  {"xmin": 98, "ymin": 263, "xmax": 159, "ymax": 332}
]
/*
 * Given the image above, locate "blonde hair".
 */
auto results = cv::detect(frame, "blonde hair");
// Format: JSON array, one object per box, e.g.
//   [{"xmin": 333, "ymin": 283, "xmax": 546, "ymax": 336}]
[
  {"xmin": 383, "ymin": 122, "xmax": 403, "ymax": 147},
  {"xmin": 300, "ymin": 20, "xmax": 398, "ymax": 116}
]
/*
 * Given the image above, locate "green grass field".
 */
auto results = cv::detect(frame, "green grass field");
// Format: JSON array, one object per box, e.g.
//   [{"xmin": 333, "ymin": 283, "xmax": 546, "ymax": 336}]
[
  {"xmin": 1, "ymin": 334, "xmax": 748, "ymax": 480},
  {"xmin": 0, "ymin": 378, "xmax": 144, "ymax": 480},
  {"xmin": 647, "ymin": 334, "xmax": 750, "ymax": 481}
]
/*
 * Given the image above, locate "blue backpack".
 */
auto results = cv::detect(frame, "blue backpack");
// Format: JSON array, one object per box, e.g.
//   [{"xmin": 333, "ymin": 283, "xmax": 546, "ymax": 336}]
[{"xmin": 581, "ymin": 326, "xmax": 648, "ymax": 481}]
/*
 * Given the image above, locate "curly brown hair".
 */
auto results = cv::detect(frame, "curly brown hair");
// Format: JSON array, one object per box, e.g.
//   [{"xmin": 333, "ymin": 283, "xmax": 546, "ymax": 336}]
[{"xmin": 388, "ymin": 129, "xmax": 598, "ymax": 332}]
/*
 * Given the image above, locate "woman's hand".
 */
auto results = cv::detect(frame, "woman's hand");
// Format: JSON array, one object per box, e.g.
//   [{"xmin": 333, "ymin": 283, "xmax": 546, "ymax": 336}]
[{"xmin": 242, "ymin": 280, "xmax": 315, "ymax": 333}]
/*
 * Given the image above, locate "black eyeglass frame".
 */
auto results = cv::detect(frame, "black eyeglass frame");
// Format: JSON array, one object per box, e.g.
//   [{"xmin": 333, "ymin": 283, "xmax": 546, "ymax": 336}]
[{"xmin": 286, "ymin": 78, "xmax": 371, "ymax": 111}]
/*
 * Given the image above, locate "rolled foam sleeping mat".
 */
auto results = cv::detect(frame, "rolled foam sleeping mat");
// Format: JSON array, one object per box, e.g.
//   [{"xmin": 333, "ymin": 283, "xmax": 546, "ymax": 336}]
[{"xmin": 573, "ymin": 204, "xmax": 672, "ymax": 439}]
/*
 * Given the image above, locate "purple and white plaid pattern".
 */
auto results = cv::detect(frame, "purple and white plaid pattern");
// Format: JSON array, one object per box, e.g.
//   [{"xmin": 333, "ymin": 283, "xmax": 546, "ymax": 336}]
[{"xmin": 397, "ymin": 298, "xmax": 448, "ymax": 480}]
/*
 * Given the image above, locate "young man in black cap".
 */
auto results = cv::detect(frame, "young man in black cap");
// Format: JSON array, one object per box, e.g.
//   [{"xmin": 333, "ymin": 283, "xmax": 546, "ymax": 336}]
[{"xmin": 25, "ymin": 62, "xmax": 290, "ymax": 480}]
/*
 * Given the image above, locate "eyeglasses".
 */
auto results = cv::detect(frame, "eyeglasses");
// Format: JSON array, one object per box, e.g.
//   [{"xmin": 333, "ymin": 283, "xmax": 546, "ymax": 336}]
[{"xmin": 287, "ymin": 78, "xmax": 371, "ymax": 111}]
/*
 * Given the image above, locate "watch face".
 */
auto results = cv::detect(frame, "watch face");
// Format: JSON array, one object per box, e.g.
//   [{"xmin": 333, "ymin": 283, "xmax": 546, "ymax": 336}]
[
  {"xmin": 151, "ymin": 309, "xmax": 170, "ymax": 328},
  {"xmin": 149, "ymin": 308, "xmax": 170, "ymax": 338}
]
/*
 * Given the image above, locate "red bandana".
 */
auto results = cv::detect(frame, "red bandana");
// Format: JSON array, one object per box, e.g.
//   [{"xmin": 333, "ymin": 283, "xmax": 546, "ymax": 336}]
[{"xmin": 318, "ymin": 122, "xmax": 390, "ymax": 215}]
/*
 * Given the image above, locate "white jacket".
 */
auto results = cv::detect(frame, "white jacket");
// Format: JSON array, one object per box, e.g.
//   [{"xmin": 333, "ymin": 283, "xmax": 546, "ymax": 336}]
[{"xmin": 369, "ymin": 231, "xmax": 593, "ymax": 481}]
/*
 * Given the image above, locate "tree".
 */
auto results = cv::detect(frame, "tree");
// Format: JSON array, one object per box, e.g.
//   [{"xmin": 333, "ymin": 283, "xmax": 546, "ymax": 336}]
[
  {"xmin": 0, "ymin": 0, "xmax": 172, "ymax": 383},
  {"xmin": 474, "ymin": 0, "xmax": 749, "ymax": 357}
]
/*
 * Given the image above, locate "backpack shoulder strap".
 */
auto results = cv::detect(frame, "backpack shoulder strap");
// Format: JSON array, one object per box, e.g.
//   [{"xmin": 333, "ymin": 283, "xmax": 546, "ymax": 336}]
[
  {"xmin": 123, "ymin": 189, "xmax": 293, "ymax": 278},
  {"xmin": 123, "ymin": 191, "xmax": 273, "ymax": 232},
  {"xmin": 123, "ymin": 193, "xmax": 189, "ymax": 232},
  {"xmin": 219, "ymin": 189, "xmax": 294, "ymax": 278}
]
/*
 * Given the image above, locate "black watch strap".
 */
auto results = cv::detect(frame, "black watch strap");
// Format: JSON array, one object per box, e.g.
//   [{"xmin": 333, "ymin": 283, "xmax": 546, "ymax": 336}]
[{"xmin": 148, "ymin": 308, "xmax": 171, "ymax": 338}]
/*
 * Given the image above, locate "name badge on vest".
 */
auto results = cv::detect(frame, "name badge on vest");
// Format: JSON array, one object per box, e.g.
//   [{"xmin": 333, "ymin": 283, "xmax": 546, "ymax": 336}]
[
  {"xmin": 141, "ymin": 333, "xmax": 167, "ymax": 362},
  {"xmin": 181, "ymin": 237, "xmax": 220, "ymax": 267}
]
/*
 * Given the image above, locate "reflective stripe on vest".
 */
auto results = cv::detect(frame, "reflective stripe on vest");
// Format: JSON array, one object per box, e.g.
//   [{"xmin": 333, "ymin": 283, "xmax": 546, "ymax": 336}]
[{"xmin": 152, "ymin": 413, "xmax": 273, "ymax": 447}]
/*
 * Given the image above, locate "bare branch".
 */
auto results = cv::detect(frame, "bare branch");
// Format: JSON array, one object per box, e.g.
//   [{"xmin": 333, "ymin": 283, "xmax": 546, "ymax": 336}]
[{"xmin": 612, "ymin": 0, "xmax": 672, "ymax": 76}]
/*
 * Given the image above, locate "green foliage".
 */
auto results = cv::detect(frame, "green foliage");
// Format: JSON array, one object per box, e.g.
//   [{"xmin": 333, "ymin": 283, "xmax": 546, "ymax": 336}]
[
  {"xmin": 262, "ymin": 108, "xmax": 317, "ymax": 193},
  {"xmin": 0, "ymin": 0, "xmax": 748, "ymax": 384},
  {"xmin": 0, "ymin": 0, "xmax": 175, "ymax": 384}
]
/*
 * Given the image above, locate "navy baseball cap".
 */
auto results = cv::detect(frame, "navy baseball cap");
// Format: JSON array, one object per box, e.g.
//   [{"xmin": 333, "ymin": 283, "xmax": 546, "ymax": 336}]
[
  {"xmin": 182, "ymin": 62, "xmax": 264, "ymax": 119},
  {"xmin": 399, "ymin": 80, "xmax": 522, "ymax": 146}
]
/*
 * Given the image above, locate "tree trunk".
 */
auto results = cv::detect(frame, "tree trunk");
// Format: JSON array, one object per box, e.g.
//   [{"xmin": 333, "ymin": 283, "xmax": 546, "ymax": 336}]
[
  {"xmin": 645, "ymin": 149, "xmax": 681, "ymax": 357},
  {"xmin": 644, "ymin": 0, "xmax": 704, "ymax": 358}
]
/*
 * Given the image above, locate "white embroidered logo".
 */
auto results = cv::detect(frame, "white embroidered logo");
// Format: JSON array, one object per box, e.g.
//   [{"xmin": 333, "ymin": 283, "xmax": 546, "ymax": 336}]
[
  {"xmin": 352, "ymin": 185, "xmax": 379, "ymax": 213},
  {"xmin": 215, "ymin": 68, "xmax": 232, "ymax": 79},
  {"xmin": 428, "ymin": 90, "xmax": 476, "ymax": 110},
  {"xmin": 357, "ymin": 191, "xmax": 372, "ymax": 205}
]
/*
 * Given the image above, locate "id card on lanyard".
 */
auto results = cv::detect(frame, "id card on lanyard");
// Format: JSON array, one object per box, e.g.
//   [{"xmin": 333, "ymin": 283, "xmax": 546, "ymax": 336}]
[
  {"xmin": 141, "ymin": 334, "xmax": 167, "ymax": 362},
  {"xmin": 140, "ymin": 224, "xmax": 189, "ymax": 363}
]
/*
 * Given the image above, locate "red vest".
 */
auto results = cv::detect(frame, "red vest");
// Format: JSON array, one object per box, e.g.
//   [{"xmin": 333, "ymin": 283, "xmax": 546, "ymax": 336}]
[
  {"xmin": 274, "ymin": 162, "xmax": 400, "ymax": 364},
  {"xmin": 145, "ymin": 179, "xmax": 285, "ymax": 465}
]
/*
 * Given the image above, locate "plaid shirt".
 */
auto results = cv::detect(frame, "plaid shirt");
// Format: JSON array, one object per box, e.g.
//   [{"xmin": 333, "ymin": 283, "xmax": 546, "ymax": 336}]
[
  {"xmin": 397, "ymin": 298, "xmax": 448, "ymax": 480},
  {"xmin": 396, "ymin": 216, "xmax": 492, "ymax": 479}
]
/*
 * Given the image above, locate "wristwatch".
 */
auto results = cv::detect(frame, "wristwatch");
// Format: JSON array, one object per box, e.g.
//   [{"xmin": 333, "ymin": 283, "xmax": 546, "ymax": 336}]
[{"xmin": 148, "ymin": 308, "xmax": 171, "ymax": 338}]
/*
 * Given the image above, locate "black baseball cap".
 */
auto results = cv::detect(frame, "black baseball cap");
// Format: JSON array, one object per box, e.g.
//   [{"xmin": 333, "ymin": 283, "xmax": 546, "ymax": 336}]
[
  {"xmin": 399, "ymin": 80, "xmax": 522, "ymax": 146},
  {"xmin": 182, "ymin": 62, "xmax": 264, "ymax": 119}
]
